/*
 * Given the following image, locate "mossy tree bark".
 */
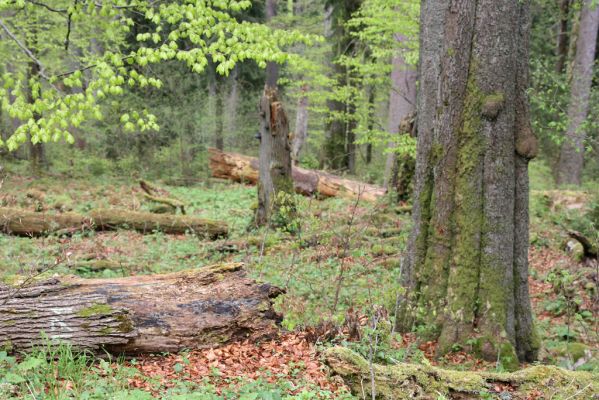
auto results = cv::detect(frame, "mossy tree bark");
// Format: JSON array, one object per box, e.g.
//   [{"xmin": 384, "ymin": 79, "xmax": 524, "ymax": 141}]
[
  {"xmin": 556, "ymin": 0, "xmax": 599, "ymax": 186},
  {"xmin": 398, "ymin": 0, "xmax": 540, "ymax": 366}
]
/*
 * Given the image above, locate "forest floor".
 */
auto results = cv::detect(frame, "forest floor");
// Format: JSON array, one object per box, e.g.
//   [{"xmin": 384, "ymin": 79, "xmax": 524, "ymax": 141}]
[{"xmin": 0, "ymin": 167, "xmax": 597, "ymax": 399}]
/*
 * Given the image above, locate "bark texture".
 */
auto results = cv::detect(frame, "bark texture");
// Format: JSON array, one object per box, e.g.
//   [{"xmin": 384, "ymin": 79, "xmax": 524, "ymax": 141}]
[
  {"xmin": 398, "ymin": 0, "xmax": 540, "ymax": 364},
  {"xmin": 0, "ymin": 207, "xmax": 227, "ymax": 238},
  {"xmin": 209, "ymin": 148, "xmax": 386, "ymax": 202},
  {"xmin": 255, "ymin": 88, "xmax": 295, "ymax": 227},
  {"xmin": 555, "ymin": 0, "xmax": 571, "ymax": 74},
  {"xmin": 383, "ymin": 37, "xmax": 417, "ymax": 190},
  {"xmin": 556, "ymin": 0, "xmax": 599, "ymax": 186},
  {"xmin": 292, "ymin": 84, "xmax": 309, "ymax": 166},
  {"xmin": 325, "ymin": 347, "xmax": 598, "ymax": 400},
  {"xmin": 0, "ymin": 263, "xmax": 283, "ymax": 353}
]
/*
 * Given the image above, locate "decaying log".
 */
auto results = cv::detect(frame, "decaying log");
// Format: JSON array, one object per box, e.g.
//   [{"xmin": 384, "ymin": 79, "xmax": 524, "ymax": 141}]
[
  {"xmin": 139, "ymin": 180, "xmax": 186, "ymax": 214},
  {"xmin": 568, "ymin": 230, "xmax": 598, "ymax": 260},
  {"xmin": 0, "ymin": 207, "xmax": 92, "ymax": 236},
  {"xmin": 208, "ymin": 148, "xmax": 387, "ymax": 202},
  {"xmin": 324, "ymin": 347, "xmax": 598, "ymax": 399},
  {"xmin": 0, "ymin": 207, "xmax": 227, "ymax": 238},
  {"xmin": 0, "ymin": 263, "xmax": 283, "ymax": 353},
  {"xmin": 89, "ymin": 209, "xmax": 225, "ymax": 237}
]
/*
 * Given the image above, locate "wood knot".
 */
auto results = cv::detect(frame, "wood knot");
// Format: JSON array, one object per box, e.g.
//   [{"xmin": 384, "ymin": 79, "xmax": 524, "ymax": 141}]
[{"xmin": 481, "ymin": 92, "xmax": 505, "ymax": 120}]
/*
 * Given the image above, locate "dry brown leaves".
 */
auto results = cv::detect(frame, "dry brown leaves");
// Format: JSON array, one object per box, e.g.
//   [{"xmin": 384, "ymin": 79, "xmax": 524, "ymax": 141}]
[{"xmin": 128, "ymin": 333, "xmax": 345, "ymax": 395}]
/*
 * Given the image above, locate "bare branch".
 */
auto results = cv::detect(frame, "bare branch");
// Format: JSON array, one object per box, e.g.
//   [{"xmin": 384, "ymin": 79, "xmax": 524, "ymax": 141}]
[{"xmin": 0, "ymin": 18, "xmax": 52, "ymax": 81}]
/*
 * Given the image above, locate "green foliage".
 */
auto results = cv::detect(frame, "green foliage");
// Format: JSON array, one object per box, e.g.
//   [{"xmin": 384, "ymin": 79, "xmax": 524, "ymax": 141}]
[{"xmin": 0, "ymin": 0, "xmax": 315, "ymax": 151}]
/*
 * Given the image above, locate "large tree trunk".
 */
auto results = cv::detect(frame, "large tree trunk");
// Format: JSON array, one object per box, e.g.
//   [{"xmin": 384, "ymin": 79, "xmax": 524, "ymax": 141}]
[
  {"xmin": 209, "ymin": 148, "xmax": 386, "ymax": 202},
  {"xmin": 292, "ymin": 84, "xmax": 309, "ymax": 166},
  {"xmin": 255, "ymin": 87, "xmax": 295, "ymax": 227},
  {"xmin": 0, "ymin": 207, "xmax": 227, "ymax": 238},
  {"xmin": 0, "ymin": 263, "xmax": 282, "ymax": 353},
  {"xmin": 383, "ymin": 37, "xmax": 417, "ymax": 190},
  {"xmin": 556, "ymin": 0, "xmax": 599, "ymax": 186},
  {"xmin": 324, "ymin": 347, "xmax": 598, "ymax": 399},
  {"xmin": 398, "ymin": 0, "xmax": 539, "ymax": 365}
]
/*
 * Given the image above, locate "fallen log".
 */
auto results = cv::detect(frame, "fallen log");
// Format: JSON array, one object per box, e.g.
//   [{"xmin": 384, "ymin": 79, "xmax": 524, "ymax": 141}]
[
  {"xmin": 567, "ymin": 230, "xmax": 598, "ymax": 260},
  {"xmin": 0, "ymin": 263, "xmax": 283, "ymax": 353},
  {"xmin": 89, "ymin": 209, "xmax": 226, "ymax": 237},
  {"xmin": 324, "ymin": 347, "xmax": 597, "ymax": 399},
  {"xmin": 208, "ymin": 148, "xmax": 387, "ymax": 202},
  {"xmin": 0, "ymin": 207, "xmax": 227, "ymax": 238},
  {"xmin": 139, "ymin": 180, "xmax": 187, "ymax": 214}
]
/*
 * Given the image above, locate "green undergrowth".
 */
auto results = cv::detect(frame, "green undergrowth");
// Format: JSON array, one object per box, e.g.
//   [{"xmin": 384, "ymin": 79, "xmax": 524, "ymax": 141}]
[{"xmin": 0, "ymin": 344, "xmax": 352, "ymax": 399}]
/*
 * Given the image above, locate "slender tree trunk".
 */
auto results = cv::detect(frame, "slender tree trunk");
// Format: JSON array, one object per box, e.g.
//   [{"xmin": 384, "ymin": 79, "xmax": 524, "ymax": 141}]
[
  {"xmin": 346, "ymin": 99, "xmax": 357, "ymax": 174},
  {"xmin": 224, "ymin": 66, "xmax": 239, "ymax": 137},
  {"xmin": 365, "ymin": 86, "xmax": 374, "ymax": 164},
  {"xmin": 556, "ymin": 0, "xmax": 571, "ymax": 74},
  {"xmin": 208, "ymin": 67, "xmax": 224, "ymax": 151},
  {"xmin": 556, "ymin": 0, "xmax": 599, "ymax": 186},
  {"xmin": 27, "ymin": 53, "xmax": 44, "ymax": 176},
  {"xmin": 383, "ymin": 38, "xmax": 417, "ymax": 190},
  {"xmin": 292, "ymin": 84, "xmax": 309, "ymax": 165},
  {"xmin": 325, "ymin": 64, "xmax": 348, "ymax": 171},
  {"xmin": 398, "ymin": 0, "xmax": 539, "ymax": 367}
]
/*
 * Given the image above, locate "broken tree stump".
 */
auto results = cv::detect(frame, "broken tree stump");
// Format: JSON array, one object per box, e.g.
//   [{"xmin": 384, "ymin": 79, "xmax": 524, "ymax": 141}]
[
  {"xmin": 208, "ymin": 148, "xmax": 387, "ymax": 202},
  {"xmin": 0, "ymin": 207, "xmax": 227, "ymax": 238},
  {"xmin": 324, "ymin": 347, "xmax": 598, "ymax": 399},
  {"xmin": 0, "ymin": 263, "xmax": 283, "ymax": 353}
]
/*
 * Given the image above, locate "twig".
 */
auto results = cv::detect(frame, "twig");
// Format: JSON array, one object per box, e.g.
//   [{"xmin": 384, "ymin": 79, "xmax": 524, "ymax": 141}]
[
  {"xmin": 0, "ymin": 18, "xmax": 52, "ymax": 81},
  {"xmin": 64, "ymin": 0, "xmax": 79, "ymax": 51}
]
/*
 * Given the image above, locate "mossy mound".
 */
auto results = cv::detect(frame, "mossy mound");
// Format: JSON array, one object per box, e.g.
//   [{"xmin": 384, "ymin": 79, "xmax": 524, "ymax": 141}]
[{"xmin": 324, "ymin": 347, "xmax": 598, "ymax": 399}]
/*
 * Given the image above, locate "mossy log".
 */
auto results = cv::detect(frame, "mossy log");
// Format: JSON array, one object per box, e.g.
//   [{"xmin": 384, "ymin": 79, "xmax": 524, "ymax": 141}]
[
  {"xmin": 0, "ymin": 207, "xmax": 227, "ymax": 238},
  {"xmin": 139, "ymin": 180, "xmax": 186, "ymax": 214},
  {"xmin": 89, "ymin": 209, "xmax": 225, "ymax": 238},
  {"xmin": 208, "ymin": 148, "xmax": 386, "ymax": 202},
  {"xmin": 324, "ymin": 347, "xmax": 598, "ymax": 399},
  {"xmin": 0, "ymin": 263, "xmax": 282, "ymax": 353}
]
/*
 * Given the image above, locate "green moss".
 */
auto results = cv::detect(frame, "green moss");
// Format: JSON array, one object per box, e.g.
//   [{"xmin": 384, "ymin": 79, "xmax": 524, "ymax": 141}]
[
  {"xmin": 325, "ymin": 347, "xmax": 599, "ymax": 399},
  {"xmin": 77, "ymin": 303, "xmax": 113, "ymax": 318},
  {"xmin": 115, "ymin": 314, "xmax": 134, "ymax": 333}
]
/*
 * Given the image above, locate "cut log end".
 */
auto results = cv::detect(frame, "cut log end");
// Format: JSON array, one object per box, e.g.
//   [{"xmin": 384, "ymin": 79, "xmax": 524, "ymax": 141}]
[{"xmin": 0, "ymin": 263, "xmax": 283, "ymax": 354}]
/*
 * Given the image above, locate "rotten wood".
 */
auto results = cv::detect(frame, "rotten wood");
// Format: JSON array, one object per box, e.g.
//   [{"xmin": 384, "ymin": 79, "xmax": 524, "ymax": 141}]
[
  {"xmin": 0, "ymin": 207, "xmax": 227, "ymax": 238},
  {"xmin": 568, "ymin": 230, "xmax": 598, "ymax": 260},
  {"xmin": 208, "ymin": 148, "xmax": 386, "ymax": 203},
  {"xmin": 0, "ymin": 263, "xmax": 283, "ymax": 353}
]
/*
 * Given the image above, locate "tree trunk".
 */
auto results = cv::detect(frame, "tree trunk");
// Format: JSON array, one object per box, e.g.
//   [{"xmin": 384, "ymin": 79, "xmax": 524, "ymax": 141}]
[
  {"xmin": 26, "ymin": 39, "xmax": 45, "ymax": 176},
  {"xmin": 209, "ymin": 148, "xmax": 386, "ymax": 202},
  {"xmin": 0, "ymin": 263, "xmax": 282, "ymax": 353},
  {"xmin": 224, "ymin": 66, "xmax": 239, "ymax": 137},
  {"xmin": 398, "ymin": 0, "xmax": 540, "ymax": 365},
  {"xmin": 324, "ymin": 347, "xmax": 598, "ymax": 399},
  {"xmin": 255, "ymin": 88, "xmax": 295, "ymax": 227},
  {"xmin": 555, "ymin": 0, "xmax": 571, "ymax": 74},
  {"xmin": 325, "ymin": 64, "xmax": 348, "ymax": 171},
  {"xmin": 556, "ymin": 0, "xmax": 599, "ymax": 186},
  {"xmin": 208, "ymin": 68, "xmax": 224, "ymax": 151},
  {"xmin": 365, "ymin": 86, "xmax": 375, "ymax": 164},
  {"xmin": 0, "ymin": 207, "xmax": 227, "ymax": 238},
  {"xmin": 383, "ymin": 38, "xmax": 417, "ymax": 190},
  {"xmin": 292, "ymin": 84, "xmax": 309, "ymax": 166}
]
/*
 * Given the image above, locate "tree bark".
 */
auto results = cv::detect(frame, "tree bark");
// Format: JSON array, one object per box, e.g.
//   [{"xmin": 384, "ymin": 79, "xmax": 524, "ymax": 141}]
[
  {"xmin": 555, "ymin": 0, "xmax": 571, "ymax": 74},
  {"xmin": 292, "ymin": 84, "xmax": 309, "ymax": 166},
  {"xmin": 209, "ymin": 148, "xmax": 386, "ymax": 202},
  {"xmin": 26, "ymin": 35, "xmax": 45, "ymax": 176},
  {"xmin": 556, "ymin": 0, "xmax": 599, "ymax": 186},
  {"xmin": 224, "ymin": 66, "xmax": 239, "ymax": 137},
  {"xmin": 0, "ymin": 207, "xmax": 227, "ymax": 238},
  {"xmin": 255, "ymin": 88, "xmax": 295, "ymax": 227},
  {"xmin": 0, "ymin": 263, "xmax": 282, "ymax": 353},
  {"xmin": 324, "ymin": 347, "xmax": 598, "ymax": 399},
  {"xmin": 398, "ymin": 0, "xmax": 539, "ymax": 365},
  {"xmin": 383, "ymin": 37, "xmax": 417, "ymax": 190}
]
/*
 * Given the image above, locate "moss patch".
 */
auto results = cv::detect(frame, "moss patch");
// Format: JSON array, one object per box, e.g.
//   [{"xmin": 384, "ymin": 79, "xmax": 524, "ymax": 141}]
[{"xmin": 77, "ymin": 303, "xmax": 114, "ymax": 318}]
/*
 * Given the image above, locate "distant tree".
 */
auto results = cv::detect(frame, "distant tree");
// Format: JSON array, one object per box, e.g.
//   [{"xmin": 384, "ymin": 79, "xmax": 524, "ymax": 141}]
[
  {"xmin": 556, "ymin": 0, "xmax": 599, "ymax": 185},
  {"xmin": 397, "ymin": 0, "xmax": 540, "ymax": 368}
]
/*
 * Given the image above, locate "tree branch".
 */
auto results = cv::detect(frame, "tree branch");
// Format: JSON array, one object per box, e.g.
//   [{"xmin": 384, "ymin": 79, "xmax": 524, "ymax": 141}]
[{"xmin": 0, "ymin": 18, "xmax": 52, "ymax": 81}]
